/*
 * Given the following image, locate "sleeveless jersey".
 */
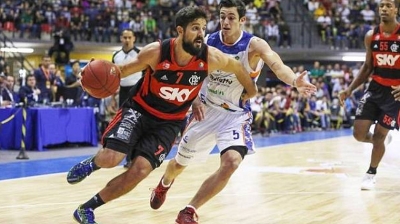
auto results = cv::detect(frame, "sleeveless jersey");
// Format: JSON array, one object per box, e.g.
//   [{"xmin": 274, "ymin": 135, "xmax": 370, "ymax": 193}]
[
  {"xmin": 131, "ymin": 39, "xmax": 208, "ymax": 121},
  {"xmin": 201, "ymin": 31, "xmax": 263, "ymax": 113},
  {"xmin": 370, "ymin": 24, "xmax": 400, "ymax": 86},
  {"xmin": 112, "ymin": 46, "xmax": 142, "ymax": 87}
]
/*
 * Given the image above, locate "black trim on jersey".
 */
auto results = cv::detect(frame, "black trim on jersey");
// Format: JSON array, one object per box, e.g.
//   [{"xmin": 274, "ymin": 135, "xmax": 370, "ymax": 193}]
[{"xmin": 111, "ymin": 46, "xmax": 141, "ymax": 63}]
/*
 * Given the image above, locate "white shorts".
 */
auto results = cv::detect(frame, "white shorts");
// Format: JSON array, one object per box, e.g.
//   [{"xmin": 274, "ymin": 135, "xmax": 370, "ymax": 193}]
[{"xmin": 175, "ymin": 105, "xmax": 255, "ymax": 166}]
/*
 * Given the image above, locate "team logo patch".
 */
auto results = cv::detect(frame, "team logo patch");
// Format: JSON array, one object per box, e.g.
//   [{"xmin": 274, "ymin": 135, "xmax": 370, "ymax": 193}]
[
  {"xmin": 390, "ymin": 43, "xmax": 399, "ymax": 52},
  {"xmin": 189, "ymin": 75, "xmax": 200, "ymax": 85}
]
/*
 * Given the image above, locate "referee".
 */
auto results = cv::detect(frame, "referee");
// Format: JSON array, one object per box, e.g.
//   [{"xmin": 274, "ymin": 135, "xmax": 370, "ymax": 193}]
[{"xmin": 111, "ymin": 29, "xmax": 143, "ymax": 168}]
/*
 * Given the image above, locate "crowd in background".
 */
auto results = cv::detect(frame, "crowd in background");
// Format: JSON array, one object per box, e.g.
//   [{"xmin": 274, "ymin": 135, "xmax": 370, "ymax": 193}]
[
  {"xmin": 304, "ymin": 0, "xmax": 381, "ymax": 50},
  {"xmin": 251, "ymin": 60, "xmax": 365, "ymax": 136},
  {"xmin": 0, "ymin": 0, "xmax": 291, "ymax": 47}
]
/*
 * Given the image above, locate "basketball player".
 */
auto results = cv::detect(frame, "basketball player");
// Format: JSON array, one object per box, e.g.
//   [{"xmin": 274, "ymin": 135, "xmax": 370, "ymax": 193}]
[
  {"xmin": 66, "ymin": 6, "xmax": 258, "ymax": 224},
  {"xmin": 339, "ymin": 0, "xmax": 400, "ymax": 191},
  {"xmin": 149, "ymin": 1, "xmax": 317, "ymax": 223},
  {"xmin": 112, "ymin": 28, "xmax": 143, "ymax": 168}
]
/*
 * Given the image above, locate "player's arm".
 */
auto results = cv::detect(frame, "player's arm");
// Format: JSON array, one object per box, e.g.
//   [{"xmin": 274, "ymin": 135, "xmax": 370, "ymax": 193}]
[
  {"xmin": 118, "ymin": 42, "xmax": 160, "ymax": 78},
  {"xmin": 208, "ymin": 46, "xmax": 257, "ymax": 100},
  {"xmin": 339, "ymin": 30, "xmax": 374, "ymax": 105},
  {"xmin": 253, "ymin": 37, "xmax": 315, "ymax": 95},
  {"xmin": 347, "ymin": 30, "xmax": 374, "ymax": 92}
]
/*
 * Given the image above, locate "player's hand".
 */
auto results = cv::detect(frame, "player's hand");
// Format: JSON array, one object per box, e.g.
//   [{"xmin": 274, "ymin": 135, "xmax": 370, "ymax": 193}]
[
  {"xmin": 241, "ymin": 93, "xmax": 252, "ymax": 105},
  {"xmin": 294, "ymin": 71, "xmax": 316, "ymax": 97},
  {"xmin": 391, "ymin": 85, "xmax": 400, "ymax": 101},
  {"xmin": 192, "ymin": 97, "xmax": 205, "ymax": 121},
  {"xmin": 339, "ymin": 89, "xmax": 351, "ymax": 106}
]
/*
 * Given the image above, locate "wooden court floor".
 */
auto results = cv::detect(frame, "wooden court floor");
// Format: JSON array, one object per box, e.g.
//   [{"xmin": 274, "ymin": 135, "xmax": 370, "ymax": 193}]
[{"xmin": 1, "ymin": 133, "xmax": 400, "ymax": 224}]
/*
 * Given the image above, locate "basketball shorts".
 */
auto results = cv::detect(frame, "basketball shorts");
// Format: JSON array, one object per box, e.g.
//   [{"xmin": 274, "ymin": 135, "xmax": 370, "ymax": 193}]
[
  {"xmin": 102, "ymin": 107, "xmax": 184, "ymax": 169},
  {"xmin": 175, "ymin": 105, "xmax": 254, "ymax": 166},
  {"xmin": 356, "ymin": 80, "xmax": 400, "ymax": 130}
]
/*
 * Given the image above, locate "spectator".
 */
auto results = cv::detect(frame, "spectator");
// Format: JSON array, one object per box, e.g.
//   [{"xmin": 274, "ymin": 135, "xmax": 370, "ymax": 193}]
[
  {"xmin": 264, "ymin": 20, "xmax": 279, "ymax": 46},
  {"xmin": 18, "ymin": 74, "xmax": 41, "ymax": 106},
  {"xmin": 33, "ymin": 55, "xmax": 55, "ymax": 103},
  {"xmin": 278, "ymin": 20, "xmax": 291, "ymax": 48},
  {"xmin": 360, "ymin": 4, "xmax": 375, "ymax": 24}
]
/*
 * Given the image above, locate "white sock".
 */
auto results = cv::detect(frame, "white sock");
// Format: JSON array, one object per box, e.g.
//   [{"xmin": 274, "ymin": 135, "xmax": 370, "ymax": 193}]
[
  {"xmin": 186, "ymin": 205, "xmax": 197, "ymax": 212},
  {"xmin": 161, "ymin": 178, "xmax": 172, "ymax": 187}
]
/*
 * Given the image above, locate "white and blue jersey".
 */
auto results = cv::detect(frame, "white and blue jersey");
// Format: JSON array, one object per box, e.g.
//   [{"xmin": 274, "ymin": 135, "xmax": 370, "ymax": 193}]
[{"xmin": 201, "ymin": 30, "xmax": 264, "ymax": 113}]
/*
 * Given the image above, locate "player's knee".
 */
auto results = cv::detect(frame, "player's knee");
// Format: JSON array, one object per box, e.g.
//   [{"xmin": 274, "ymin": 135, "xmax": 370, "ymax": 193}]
[
  {"xmin": 220, "ymin": 151, "xmax": 242, "ymax": 173},
  {"xmin": 96, "ymin": 147, "xmax": 125, "ymax": 167},
  {"xmin": 127, "ymin": 157, "xmax": 153, "ymax": 179},
  {"xmin": 352, "ymin": 129, "xmax": 367, "ymax": 142}
]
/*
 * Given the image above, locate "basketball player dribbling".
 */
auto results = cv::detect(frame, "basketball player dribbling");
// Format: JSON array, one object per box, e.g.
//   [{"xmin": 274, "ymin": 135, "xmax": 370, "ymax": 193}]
[
  {"xmin": 66, "ymin": 6, "xmax": 258, "ymax": 224},
  {"xmin": 150, "ymin": 1, "xmax": 317, "ymax": 223},
  {"xmin": 340, "ymin": 0, "xmax": 400, "ymax": 191}
]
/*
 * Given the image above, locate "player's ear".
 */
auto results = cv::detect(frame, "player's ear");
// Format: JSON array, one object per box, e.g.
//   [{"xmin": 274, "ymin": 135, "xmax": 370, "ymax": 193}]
[
  {"xmin": 177, "ymin": 26, "xmax": 184, "ymax": 35},
  {"xmin": 240, "ymin": 16, "xmax": 246, "ymax": 23}
]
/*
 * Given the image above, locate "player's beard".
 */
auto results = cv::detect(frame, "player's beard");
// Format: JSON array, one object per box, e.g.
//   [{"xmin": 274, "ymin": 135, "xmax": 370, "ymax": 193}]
[{"xmin": 182, "ymin": 36, "xmax": 203, "ymax": 56}]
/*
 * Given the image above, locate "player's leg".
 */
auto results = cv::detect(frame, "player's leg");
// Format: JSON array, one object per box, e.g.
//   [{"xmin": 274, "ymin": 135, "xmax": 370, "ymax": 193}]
[
  {"xmin": 74, "ymin": 114, "xmax": 180, "ymax": 223},
  {"xmin": 176, "ymin": 113, "xmax": 252, "ymax": 223},
  {"xmin": 151, "ymin": 115, "xmax": 216, "ymax": 210},
  {"xmin": 67, "ymin": 108, "xmax": 131, "ymax": 184}
]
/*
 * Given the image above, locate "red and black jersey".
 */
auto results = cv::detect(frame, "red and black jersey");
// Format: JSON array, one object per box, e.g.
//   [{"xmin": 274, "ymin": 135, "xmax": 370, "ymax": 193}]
[
  {"xmin": 130, "ymin": 38, "xmax": 208, "ymax": 121},
  {"xmin": 370, "ymin": 24, "xmax": 400, "ymax": 86}
]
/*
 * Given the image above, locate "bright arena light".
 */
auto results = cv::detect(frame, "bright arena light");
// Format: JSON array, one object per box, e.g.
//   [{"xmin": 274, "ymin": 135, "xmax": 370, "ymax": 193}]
[
  {"xmin": 341, "ymin": 53, "xmax": 366, "ymax": 62},
  {"xmin": 0, "ymin": 47, "xmax": 34, "ymax": 53}
]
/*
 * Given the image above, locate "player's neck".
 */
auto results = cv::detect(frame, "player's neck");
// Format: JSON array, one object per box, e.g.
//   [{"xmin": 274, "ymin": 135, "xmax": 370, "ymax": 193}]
[
  {"xmin": 380, "ymin": 21, "xmax": 399, "ymax": 33},
  {"xmin": 174, "ymin": 39, "xmax": 193, "ymax": 66},
  {"xmin": 221, "ymin": 31, "xmax": 241, "ymax": 45},
  {"xmin": 122, "ymin": 46, "xmax": 134, "ymax": 52}
]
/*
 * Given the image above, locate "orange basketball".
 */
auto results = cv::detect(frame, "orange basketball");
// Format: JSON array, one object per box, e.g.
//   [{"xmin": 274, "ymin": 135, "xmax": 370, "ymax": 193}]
[{"xmin": 80, "ymin": 59, "xmax": 121, "ymax": 98}]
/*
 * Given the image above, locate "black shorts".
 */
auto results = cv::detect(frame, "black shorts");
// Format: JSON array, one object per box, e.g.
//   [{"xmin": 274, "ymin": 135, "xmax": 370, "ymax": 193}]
[
  {"xmin": 355, "ymin": 80, "xmax": 400, "ymax": 130},
  {"xmin": 102, "ymin": 107, "xmax": 184, "ymax": 169}
]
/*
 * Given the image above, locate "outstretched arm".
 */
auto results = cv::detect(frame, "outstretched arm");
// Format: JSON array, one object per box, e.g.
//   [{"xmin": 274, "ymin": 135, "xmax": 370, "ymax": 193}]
[{"xmin": 252, "ymin": 37, "xmax": 316, "ymax": 96}]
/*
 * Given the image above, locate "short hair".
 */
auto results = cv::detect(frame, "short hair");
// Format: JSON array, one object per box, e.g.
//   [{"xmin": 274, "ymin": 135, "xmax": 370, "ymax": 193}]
[
  {"xmin": 175, "ymin": 6, "xmax": 207, "ymax": 30},
  {"xmin": 120, "ymin": 28, "xmax": 135, "ymax": 36},
  {"xmin": 219, "ymin": 0, "xmax": 246, "ymax": 19}
]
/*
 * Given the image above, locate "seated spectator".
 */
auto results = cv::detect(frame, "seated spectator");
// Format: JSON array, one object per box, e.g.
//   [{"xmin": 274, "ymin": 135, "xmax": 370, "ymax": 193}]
[
  {"xmin": 360, "ymin": 4, "xmax": 375, "ymax": 25},
  {"xmin": 1, "ymin": 74, "xmax": 19, "ymax": 107},
  {"xmin": 264, "ymin": 20, "xmax": 280, "ymax": 46},
  {"xmin": 316, "ymin": 12, "xmax": 332, "ymax": 43},
  {"xmin": 278, "ymin": 20, "xmax": 291, "ymax": 48},
  {"xmin": 18, "ymin": 74, "xmax": 41, "ymax": 106}
]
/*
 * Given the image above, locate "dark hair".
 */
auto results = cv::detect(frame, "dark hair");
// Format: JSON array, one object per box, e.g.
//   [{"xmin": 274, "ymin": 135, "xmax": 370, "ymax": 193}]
[
  {"xmin": 175, "ymin": 6, "xmax": 207, "ymax": 29},
  {"xmin": 219, "ymin": 0, "xmax": 246, "ymax": 19},
  {"xmin": 120, "ymin": 28, "xmax": 135, "ymax": 36}
]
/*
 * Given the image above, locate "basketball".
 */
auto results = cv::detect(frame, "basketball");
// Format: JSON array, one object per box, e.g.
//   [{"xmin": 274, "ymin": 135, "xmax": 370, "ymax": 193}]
[{"xmin": 80, "ymin": 59, "xmax": 121, "ymax": 98}]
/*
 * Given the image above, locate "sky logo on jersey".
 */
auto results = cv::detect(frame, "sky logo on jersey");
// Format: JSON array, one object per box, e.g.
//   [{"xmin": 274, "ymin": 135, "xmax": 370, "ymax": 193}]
[
  {"xmin": 376, "ymin": 54, "xmax": 400, "ymax": 66},
  {"xmin": 159, "ymin": 86, "xmax": 198, "ymax": 102}
]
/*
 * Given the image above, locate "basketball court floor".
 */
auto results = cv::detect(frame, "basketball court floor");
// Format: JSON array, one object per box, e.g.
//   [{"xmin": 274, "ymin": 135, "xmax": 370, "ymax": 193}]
[{"xmin": 1, "ymin": 128, "xmax": 399, "ymax": 224}]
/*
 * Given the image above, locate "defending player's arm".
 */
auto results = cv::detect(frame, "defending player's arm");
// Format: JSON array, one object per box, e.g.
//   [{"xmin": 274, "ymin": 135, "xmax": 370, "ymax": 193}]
[
  {"xmin": 339, "ymin": 30, "xmax": 374, "ymax": 105},
  {"xmin": 252, "ymin": 37, "xmax": 316, "ymax": 95},
  {"xmin": 118, "ymin": 42, "xmax": 160, "ymax": 78},
  {"xmin": 208, "ymin": 46, "xmax": 257, "ymax": 101}
]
